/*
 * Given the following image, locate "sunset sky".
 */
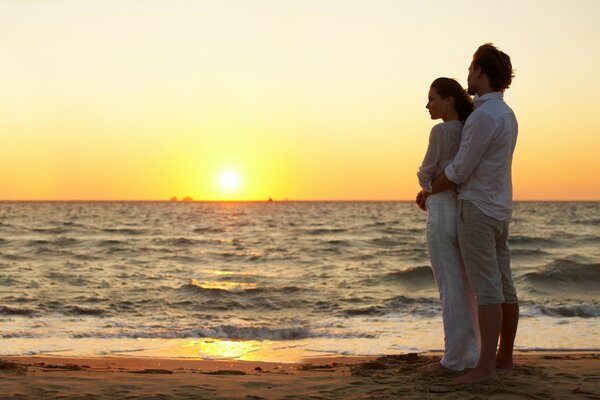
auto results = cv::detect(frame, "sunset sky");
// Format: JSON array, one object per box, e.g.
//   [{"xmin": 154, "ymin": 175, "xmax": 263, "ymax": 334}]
[{"xmin": 1, "ymin": 0, "xmax": 599, "ymax": 201}]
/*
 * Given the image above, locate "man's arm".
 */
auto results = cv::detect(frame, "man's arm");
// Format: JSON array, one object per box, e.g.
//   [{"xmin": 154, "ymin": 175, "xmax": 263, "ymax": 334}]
[
  {"xmin": 431, "ymin": 171, "xmax": 455, "ymax": 194},
  {"xmin": 419, "ymin": 171, "xmax": 455, "ymax": 207},
  {"xmin": 445, "ymin": 112, "xmax": 496, "ymax": 185}
]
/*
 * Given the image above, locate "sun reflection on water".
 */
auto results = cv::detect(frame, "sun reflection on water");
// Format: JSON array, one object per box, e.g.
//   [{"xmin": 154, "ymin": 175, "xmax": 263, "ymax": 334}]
[
  {"xmin": 181, "ymin": 339, "xmax": 264, "ymax": 360},
  {"xmin": 190, "ymin": 278, "xmax": 257, "ymax": 291},
  {"xmin": 200, "ymin": 269, "xmax": 256, "ymax": 276}
]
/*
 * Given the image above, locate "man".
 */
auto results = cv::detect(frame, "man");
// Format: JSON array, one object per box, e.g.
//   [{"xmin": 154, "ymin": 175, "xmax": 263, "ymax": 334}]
[{"xmin": 417, "ymin": 43, "xmax": 519, "ymax": 384}]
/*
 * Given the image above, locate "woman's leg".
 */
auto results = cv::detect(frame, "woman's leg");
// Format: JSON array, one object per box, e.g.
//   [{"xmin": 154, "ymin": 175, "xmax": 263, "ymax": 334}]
[{"xmin": 426, "ymin": 193, "xmax": 479, "ymax": 371}]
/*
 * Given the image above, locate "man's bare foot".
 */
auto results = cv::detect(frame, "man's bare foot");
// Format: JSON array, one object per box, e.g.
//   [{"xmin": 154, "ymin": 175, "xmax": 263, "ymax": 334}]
[
  {"xmin": 453, "ymin": 367, "xmax": 498, "ymax": 384},
  {"xmin": 420, "ymin": 362, "xmax": 449, "ymax": 371},
  {"xmin": 496, "ymin": 356, "xmax": 514, "ymax": 369}
]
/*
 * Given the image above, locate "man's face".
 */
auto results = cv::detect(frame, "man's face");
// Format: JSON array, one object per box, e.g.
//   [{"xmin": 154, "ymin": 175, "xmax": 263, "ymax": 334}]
[{"xmin": 467, "ymin": 62, "xmax": 477, "ymax": 95}]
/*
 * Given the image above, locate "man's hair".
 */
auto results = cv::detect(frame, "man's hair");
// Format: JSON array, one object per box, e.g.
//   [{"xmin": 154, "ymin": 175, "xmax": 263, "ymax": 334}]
[{"xmin": 473, "ymin": 43, "xmax": 514, "ymax": 91}]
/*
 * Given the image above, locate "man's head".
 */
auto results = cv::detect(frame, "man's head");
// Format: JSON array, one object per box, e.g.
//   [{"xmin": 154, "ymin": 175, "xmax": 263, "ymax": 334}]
[{"xmin": 467, "ymin": 43, "xmax": 514, "ymax": 95}]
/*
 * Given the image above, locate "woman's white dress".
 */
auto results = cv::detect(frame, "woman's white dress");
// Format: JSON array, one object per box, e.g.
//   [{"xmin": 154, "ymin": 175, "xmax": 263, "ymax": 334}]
[{"xmin": 417, "ymin": 120, "xmax": 480, "ymax": 371}]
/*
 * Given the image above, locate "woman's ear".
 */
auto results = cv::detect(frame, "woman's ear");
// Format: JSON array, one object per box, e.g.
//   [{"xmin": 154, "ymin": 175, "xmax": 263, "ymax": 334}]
[{"xmin": 447, "ymin": 96, "xmax": 455, "ymax": 109}]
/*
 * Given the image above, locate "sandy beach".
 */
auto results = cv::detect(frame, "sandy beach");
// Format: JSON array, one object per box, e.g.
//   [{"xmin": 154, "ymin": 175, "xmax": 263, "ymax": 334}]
[{"xmin": 1, "ymin": 352, "xmax": 598, "ymax": 399}]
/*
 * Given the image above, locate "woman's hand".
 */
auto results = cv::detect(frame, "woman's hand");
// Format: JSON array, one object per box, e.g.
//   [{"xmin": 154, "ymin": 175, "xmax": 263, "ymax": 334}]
[{"xmin": 416, "ymin": 190, "xmax": 429, "ymax": 211}]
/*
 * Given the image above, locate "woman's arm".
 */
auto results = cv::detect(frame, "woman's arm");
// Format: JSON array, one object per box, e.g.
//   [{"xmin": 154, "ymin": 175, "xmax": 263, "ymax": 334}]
[{"xmin": 416, "ymin": 125, "xmax": 444, "ymax": 193}]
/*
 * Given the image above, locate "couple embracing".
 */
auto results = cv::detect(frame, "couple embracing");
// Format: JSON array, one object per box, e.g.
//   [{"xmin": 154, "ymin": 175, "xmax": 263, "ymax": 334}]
[{"xmin": 416, "ymin": 43, "xmax": 519, "ymax": 384}]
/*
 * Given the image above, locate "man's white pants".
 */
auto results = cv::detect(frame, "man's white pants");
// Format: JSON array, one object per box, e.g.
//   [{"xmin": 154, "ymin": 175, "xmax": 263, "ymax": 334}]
[{"xmin": 426, "ymin": 190, "xmax": 480, "ymax": 371}]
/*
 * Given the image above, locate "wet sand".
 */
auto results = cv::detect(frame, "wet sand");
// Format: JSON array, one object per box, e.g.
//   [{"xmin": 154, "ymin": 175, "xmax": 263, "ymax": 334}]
[{"xmin": 1, "ymin": 352, "xmax": 599, "ymax": 399}]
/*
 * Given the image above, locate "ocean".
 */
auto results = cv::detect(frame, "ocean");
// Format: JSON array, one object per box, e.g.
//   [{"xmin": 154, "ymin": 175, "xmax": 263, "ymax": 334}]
[{"xmin": 1, "ymin": 201, "xmax": 598, "ymax": 362}]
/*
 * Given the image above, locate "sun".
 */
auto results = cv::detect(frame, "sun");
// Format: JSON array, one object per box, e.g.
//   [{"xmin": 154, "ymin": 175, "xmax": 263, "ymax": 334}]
[{"xmin": 218, "ymin": 171, "xmax": 241, "ymax": 192}]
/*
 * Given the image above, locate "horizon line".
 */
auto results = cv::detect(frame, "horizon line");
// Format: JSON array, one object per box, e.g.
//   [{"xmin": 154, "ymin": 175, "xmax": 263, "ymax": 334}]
[{"xmin": 1, "ymin": 199, "xmax": 599, "ymax": 203}]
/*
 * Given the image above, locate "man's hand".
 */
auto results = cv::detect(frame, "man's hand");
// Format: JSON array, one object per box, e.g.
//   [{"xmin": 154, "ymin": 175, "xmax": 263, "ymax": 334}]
[{"xmin": 416, "ymin": 190, "xmax": 429, "ymax": 211}]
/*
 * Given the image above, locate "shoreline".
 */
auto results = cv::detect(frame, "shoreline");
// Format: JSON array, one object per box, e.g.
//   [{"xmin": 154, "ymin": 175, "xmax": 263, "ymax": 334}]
[{"xmin": 2, "ymin": 351, "xmax": 598, "ymax": 399}]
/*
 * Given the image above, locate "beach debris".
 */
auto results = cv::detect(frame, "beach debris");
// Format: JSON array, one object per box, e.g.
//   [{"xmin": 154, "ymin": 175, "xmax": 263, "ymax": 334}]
[
  {"xmin": 37, "ymin": 363, "xmax": 87, "ymax": 371},
  {"xmin": 130, "ymin": 369, "xmax": 174, "ymax": 374},
  {"xmin": 429, "ymin": 384, "xmax": 456, "ymax": 393},
  {"xmin": 0, "ymin": 360, "xmax": 28, "ymax": 374},
  {"xmin": 573, "ymin": 387, "xmax": 600, "ymax": 397},
  {"xmin": 350, "ymin": 353, "xmax": 435, "ymax": 377},
  {"xmin": 201, "ymin": 370, "xmax": 246, "ymax": 375},
  {"xmin": 349, "ymin": 361, "xmax": 386, "ymax": 375},
  {"xmin": 378, "ymin": 353, "xmax": 423, "ymax": 362},
  {"xmin": 254, "ymin": 366, "xmax": 263, "ymax": 372},
  {"xmin": 299, "ymin": 362, "xmax": 341, "ymax": 371}
]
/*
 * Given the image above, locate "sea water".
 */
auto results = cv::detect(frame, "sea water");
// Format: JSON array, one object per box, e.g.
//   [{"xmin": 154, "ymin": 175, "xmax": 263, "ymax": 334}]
[{"xmin": 0, "ymin": 201, "xmax": 598, "ymax": 362}]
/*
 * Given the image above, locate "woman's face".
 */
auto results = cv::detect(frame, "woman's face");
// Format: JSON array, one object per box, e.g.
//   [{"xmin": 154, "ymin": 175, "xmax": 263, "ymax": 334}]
[{"xmin": 426, "ymin": 87, "xmax": 450, "ymax": 120}]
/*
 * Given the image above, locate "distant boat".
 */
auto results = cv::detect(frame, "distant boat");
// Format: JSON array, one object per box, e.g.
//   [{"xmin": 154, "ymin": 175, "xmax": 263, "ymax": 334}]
[
  {"xmin": 268, "ymin": 198, "xmax": 274, "ymax": 203},
  {"xmin": 182, "ymin": 197, "xmax": 194, "ymax": 202},
  {"xmin": 169, "ymin": 197, "xmax": 178, "ymax": 202}
]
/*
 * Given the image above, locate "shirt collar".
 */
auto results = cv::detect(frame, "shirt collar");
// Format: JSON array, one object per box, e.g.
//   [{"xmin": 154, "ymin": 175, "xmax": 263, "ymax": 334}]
[{"xmin": 474, "ymin": 92, "xmax": 503, "ymax": 108}]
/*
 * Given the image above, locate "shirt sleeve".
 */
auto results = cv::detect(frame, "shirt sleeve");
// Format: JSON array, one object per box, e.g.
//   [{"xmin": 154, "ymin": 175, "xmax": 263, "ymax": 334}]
[
  {"xmin": 417, "ymin": 125, "xmax": 444, "ymax": 192},
  {"xmin": 445, "ymin": 112, "xmax": 496, "ymax": 185}
]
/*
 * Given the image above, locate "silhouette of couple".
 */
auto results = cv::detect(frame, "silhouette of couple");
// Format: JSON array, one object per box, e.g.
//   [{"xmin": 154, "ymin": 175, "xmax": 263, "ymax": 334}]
[{"xmin": 416, "ymin": 43, "xmax": 519, "ymax": 384}]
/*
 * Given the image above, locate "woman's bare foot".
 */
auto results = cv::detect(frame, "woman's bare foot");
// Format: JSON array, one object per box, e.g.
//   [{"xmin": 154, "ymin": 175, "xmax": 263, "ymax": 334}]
[
  {"xmin": 496, "ymin": 355, "xmax": 514, "ymax": 369},
  {"xmin": 453, "ymin": 367, "xmax": 498, "ymax": 384},
  {"xmin": 420, "ymin": 362, "xmax": 449, "ymax": 372}
]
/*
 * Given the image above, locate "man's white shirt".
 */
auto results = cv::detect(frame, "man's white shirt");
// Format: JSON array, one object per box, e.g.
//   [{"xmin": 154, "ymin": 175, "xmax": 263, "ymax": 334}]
[{"xmin": 445, "ymin": 92, "xmax": 518, "ymax": 222}]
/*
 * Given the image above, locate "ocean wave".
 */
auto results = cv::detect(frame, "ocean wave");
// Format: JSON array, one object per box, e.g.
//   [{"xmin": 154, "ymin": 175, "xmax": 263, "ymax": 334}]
[
  {"xmin": 101, "ymin": 228, "xmax": 147, "ymax": 235},
  {"xmin": 45, "ymin": 272, "xmax": 92, "ymax": 286},
  {"xmin": 30, "ymin": 227, "xmax": 70, "ymax": 235},
  {"xmin": 183, "ymin": 279, "xmax": 302, "ymax": 295},
  {"xmin": 152, "ymin": 237, "xmax": 200, "ymax": 247},
  {"xmin": 72, "ymin": 325, "xmax": 314, "ymax": 340},
  {"xmin": 25, "ymin": 239, "xmax": 51, "ymax": 247},
  {"xmin": 341, "ymin": 296, "xmax": 439, "ymax": 317},
  {"xmin": 519, "ymin": 259, "xmax": 600, "ymax": 286},
  {"xmin": 57, "ymin": 237, "xmax": 81, "ymax": 246},
  {"xmin": 33, "ymin": 247, "xmax": 77, "ymax": 257},
  {"xmin": 511, "ymin": 248, "xmax": 550, "ymax": 257},
  {"xmin": 1, "ymin": 332, "xmax": 38, "ymax": 339},
  {"xmin": 509, "ymin": 235, "xmax": 559, "ymax": 247},
  {"xmin": 246, "ymin": 286, "xmax": 302, "ymax": 295},
  {"xmin": 97, "ymin": 239, "xmax": 127, "ymax": 247},
  {"xmin": 1, "ymin": 253, "xmax": 31, "ymax": 261},
  {"xmin": 386, "ymin": 266, "xmax": 434, "ymax": 283},
  {"xmin": 369, "ymin": 237, "xmax": 402, "ymax": 247},
  {"xmin": 193, "ymin": 227, "xmax": 227, "ymax": 234},
  {"xmin": 324, "ymin": 239, "xmax": 352, "ymax": 247},
  {"xmin": 0, "ymin": 275, "xmax": 19, "ymax": 286},
  {"xmin": 0, "ymin": 306, "xmax": 35, "ymax": 316},
  {"xmin": 523, "ymin": 303, "xmax": 600, "ymax": 318},
  {"xmin": 63, "ymin": 306, "xmax": 107, "ymax": 316},
  {"xmin": 305, "ymin": 228, "xmax": 347, "ymax": 235},
  {"xmin": 342, "ymin": 306, "xmax": 388, "ymax": 316},
  {"xmin": 573, "ymin": 217, "xmax": 600, "ymax": 226}
]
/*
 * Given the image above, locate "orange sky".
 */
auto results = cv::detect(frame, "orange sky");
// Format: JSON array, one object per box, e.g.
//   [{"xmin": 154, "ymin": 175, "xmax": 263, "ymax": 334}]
[{"xmin": 1, "ymin": 0, "xmax": 599, "ymax": 201}]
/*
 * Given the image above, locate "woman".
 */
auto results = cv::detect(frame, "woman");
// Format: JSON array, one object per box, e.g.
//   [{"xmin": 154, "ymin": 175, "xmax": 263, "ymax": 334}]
[{"xmin": 417, "ymin": 78, "xmax": 479, "ymax": 371}]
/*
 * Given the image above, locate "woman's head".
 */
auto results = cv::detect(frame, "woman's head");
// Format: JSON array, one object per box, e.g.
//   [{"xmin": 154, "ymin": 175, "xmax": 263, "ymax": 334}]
[{"xmin": 427, "ymin": 78, "xmax": 474, "ymax": 123}]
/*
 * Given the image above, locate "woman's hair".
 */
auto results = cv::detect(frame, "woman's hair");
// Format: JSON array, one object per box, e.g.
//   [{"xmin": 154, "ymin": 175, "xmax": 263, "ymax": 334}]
[
  {"xmin": 472, "ymin": 43, "xmax": 514, "ymax": 91},
  {"xmin": 430, "ymin": 77, "xmax": 474, "ymax": 123}
]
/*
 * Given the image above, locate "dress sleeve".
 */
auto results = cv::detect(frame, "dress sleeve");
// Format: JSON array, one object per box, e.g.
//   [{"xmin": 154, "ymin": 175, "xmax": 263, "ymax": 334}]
[{"xmin": 417, "ymin": 125, "xmax": 444, "ymax": 193}]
